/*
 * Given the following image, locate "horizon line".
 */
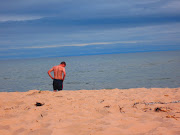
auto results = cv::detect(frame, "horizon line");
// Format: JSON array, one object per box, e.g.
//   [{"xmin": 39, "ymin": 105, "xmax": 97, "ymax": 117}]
[{"xmin": 0, "ymin": 49, "xmax": 179, "ymax": 61}]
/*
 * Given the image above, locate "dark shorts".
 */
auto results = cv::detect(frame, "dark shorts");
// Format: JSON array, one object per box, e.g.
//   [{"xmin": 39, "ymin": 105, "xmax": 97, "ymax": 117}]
[{"xmin": 53, "ymin": 79, "xmax": 63, "ymax": 91}]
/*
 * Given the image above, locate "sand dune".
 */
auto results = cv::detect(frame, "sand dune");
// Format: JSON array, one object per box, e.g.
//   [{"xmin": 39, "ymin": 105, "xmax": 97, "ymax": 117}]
[{"xmin": 0, "ymin": 88, "xmax": 180, "ymax": 135}]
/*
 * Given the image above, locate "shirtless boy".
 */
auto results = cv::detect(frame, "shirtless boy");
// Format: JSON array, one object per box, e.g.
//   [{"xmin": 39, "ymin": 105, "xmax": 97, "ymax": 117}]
[{"xmin": 48, "ymin": 61, "xmax": 66, "ymax": 92}]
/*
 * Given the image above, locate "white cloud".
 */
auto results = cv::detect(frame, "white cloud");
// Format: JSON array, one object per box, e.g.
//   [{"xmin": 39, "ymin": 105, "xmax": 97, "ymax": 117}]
[
  {"xmin": 0, "ymin": 15, "xmax": 44, "ymax": 22},
  {"xmin": 0, "ymin": 41, "xmax": 138, "ymax": 50},
  {"xmin": 24, "ymin": 41, "xmax": 138, "ymax": 49},
  {"xmin": 1, "ymin": 0, "xmax": 180, "ymax": 21}
]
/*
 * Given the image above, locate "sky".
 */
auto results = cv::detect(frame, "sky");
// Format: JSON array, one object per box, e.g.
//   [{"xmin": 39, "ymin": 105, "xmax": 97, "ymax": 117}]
[{"xmin": 0, "ymin": 0, "xmax": 180, "ymax": 59}]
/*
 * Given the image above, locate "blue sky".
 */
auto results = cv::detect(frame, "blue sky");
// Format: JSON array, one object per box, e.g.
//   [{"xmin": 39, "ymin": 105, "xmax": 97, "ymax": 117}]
[{"xmin": 0, "ymin": 0, "xmax": 180, "ymax": 59}]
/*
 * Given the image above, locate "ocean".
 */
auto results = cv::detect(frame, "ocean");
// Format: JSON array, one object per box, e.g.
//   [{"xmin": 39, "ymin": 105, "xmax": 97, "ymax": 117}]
[{"xmin": 0, "ymin": 51, "xmax": 180, "ymax": 92}]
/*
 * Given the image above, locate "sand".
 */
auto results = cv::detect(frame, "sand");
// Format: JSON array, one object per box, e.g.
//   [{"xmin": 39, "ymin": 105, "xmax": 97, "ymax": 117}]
[{"xmin": 0, "ymin": 88, "xmax": 180, "ymax": 135}]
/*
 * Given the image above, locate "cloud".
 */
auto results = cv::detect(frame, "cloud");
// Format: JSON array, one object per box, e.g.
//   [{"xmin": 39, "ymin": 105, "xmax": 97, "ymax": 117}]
[
  {"xmin": 0, "ymin": 0, "xmax": 180, "ymax": 22},
  {"xmin": 25, "ymin": 41, "xmax": 138, "ymax": 49},
  {"xmin": 0, "ymin": 15, "xmax": 44, "ymax": 22},
  {"xmin": 0, "ymin": 0, "xmax": 180, "ymax": 59},
  {"xmin": 0, "ymin": 41, "xmax": 138, "ymax": 50},
  {"xmin": 0, "ymin": 22, "xmax": 179, "ymax": 51}
]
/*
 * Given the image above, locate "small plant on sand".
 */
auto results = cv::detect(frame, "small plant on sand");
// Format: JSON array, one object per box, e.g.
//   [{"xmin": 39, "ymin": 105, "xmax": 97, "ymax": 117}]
[{"xmin": 38, "ymin": 90, "xmax": 42, "ymax": 93}]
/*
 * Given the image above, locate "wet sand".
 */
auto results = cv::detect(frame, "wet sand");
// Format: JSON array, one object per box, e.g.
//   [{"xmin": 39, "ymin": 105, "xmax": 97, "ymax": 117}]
[{"xmin": 0, "ymin": 88, "xmax": 180, "ymax": 135}]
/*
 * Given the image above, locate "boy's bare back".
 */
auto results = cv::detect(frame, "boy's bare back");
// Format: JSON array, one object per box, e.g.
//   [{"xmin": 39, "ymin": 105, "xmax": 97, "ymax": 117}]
[
  {"xmin": 48, "ymin": 62, "xmax": 66, "ymax": 81},
  {"xmin": 53, "ymin": 65, "xmax": 65, "ymax": 80}
]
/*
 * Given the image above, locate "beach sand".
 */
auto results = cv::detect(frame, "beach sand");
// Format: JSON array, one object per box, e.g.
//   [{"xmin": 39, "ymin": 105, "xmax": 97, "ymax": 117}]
[{"xmin": 0, "ymin": 88, "xmax": 180, "ymax": 135}]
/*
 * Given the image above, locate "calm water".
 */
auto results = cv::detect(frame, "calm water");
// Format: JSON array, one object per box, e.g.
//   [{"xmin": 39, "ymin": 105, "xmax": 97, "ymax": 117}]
[{"xmin": 0, "ymin": 51, "xmax": 180, "ymax": 92}]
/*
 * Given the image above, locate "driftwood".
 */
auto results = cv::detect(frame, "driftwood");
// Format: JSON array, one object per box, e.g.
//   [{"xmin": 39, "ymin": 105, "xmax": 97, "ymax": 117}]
[
  {"xmin": 133, "ymin": 100, "xmax": 180, "ymax": 107},
  {"xmin": 154, "ymin": 107, "xmax": 171, "ymax": 112},
  {"xmin": 166, "ymin": 115, "xmax": 180, "ymax": 120}
]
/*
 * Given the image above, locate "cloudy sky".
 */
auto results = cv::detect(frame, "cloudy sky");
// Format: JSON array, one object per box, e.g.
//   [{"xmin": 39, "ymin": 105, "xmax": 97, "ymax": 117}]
[{"xmin": 0, "ymin": 0, "xmax": 180, "ymax": 59}]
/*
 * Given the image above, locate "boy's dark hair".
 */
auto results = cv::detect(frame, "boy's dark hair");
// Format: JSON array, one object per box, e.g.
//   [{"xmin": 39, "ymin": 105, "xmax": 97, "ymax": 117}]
[{"xmin": 61, "ymin": 61, "xmax": 66, "ymax": 66}]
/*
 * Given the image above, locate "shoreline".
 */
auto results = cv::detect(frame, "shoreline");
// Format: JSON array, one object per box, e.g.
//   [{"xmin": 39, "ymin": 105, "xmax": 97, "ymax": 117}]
[
  {"xmin": 0, "ymin": 88, "xmax": 180, "ymax": 135},
  {"xmin": 1, "ymin": 87, "xmax": 180, "ymax": 93}
]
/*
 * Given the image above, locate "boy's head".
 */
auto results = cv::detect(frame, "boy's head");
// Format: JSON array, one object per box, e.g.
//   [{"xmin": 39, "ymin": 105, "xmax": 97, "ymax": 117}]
[{"xmin": 60, "ymin": 61, "xmax": 66, "ymax": 67}]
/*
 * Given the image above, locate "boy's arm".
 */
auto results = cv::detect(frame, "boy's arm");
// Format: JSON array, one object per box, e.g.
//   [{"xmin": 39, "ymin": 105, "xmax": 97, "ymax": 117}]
[
  {"xmin": 62, "ymin": 68, "xmax": 66, "ymax": 81},
  {"xmin": 47, "ymin": 67, "xmax": 54, "ymax": 79}
]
